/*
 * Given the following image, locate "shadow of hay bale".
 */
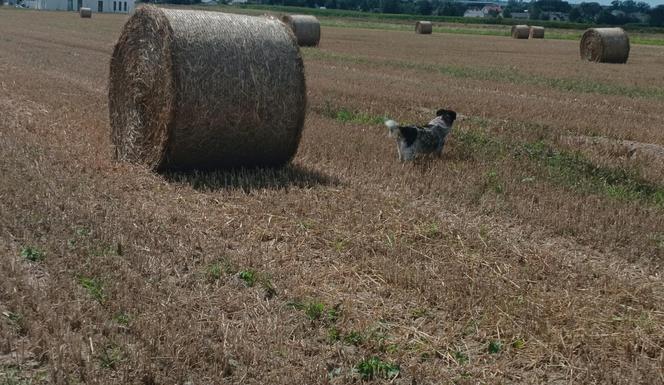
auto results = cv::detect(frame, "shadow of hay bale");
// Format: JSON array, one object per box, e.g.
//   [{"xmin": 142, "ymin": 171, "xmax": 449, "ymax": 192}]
[{"xmin": 164, "ymin": 164, "xmax": 341, "ymax": 192}]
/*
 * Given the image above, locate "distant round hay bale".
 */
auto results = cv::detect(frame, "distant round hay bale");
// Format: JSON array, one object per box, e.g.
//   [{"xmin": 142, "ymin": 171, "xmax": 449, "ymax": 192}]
[
  {"xmin": 529, "ymin": 26, "xmax": 544, "ymax": 39},
  {"xmin": 415, "ymin": 21, "xmax": 432, "ymax": 34},
  {"xmin": 511, "ymin": 25, "xmax": 529, "ymax": 39},
  {"xmin": 280, "ymin": 15, "xmax": 320, "ymax": 46},
  {"xmin": 580, "ymin": 27, "xmax": 630, "ymax": 63},
  {"xmin": 80, "ymin": 7, "xmax": 92, "ymax": 18},
  {"xmin": 109, "ymin": 7, "xmax": 306, "ymax": 171}
]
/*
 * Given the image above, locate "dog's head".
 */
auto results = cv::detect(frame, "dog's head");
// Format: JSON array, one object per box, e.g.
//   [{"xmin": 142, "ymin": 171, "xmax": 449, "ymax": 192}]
[{"xmin": 436, "ymin": 108, "xmax": 457, "ymax": 127}]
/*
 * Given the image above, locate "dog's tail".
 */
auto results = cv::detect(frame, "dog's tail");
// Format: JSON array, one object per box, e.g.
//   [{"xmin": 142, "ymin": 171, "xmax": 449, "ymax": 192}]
[{"xmin": 385, "ymin": 119, "xmax": 399, "ymax": 138}]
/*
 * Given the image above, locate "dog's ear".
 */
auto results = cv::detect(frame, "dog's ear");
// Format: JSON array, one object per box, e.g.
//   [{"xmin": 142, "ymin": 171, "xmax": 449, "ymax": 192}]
[{"xmin": 437, "ymin": 109, "xmax": 457, "ymax": 125}]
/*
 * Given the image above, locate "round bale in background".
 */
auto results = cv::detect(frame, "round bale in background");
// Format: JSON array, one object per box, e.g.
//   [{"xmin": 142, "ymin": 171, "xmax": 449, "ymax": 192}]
[
  {"xmin": 109, "ymin": 7, "xmax": 306, "ymax": 171},
  {"xmin": 529, "ymin": 26, "xmax": 544, "ymax": 39},
  {"xmin": 511, "ymin": 25, "xmax": 529, "ymax": 39},
  {"xmin": 280, "ymin": 15, "xmax": 320, "ymax": 47},
  {"xmin": 80, "ymin": 7, "xmax": 92, "ymax": 18},
  {"xmin": 580, "ymin": 27, "xmax": 630, "ymax": 63},
  {"xmin": 415, "ymin": 21, "xmax": 432, "ymax": 34}
]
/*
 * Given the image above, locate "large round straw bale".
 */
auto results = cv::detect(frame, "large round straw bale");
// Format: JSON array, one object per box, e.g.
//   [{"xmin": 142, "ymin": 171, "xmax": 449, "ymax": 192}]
[
  {"xmin": 511, "ymin": 25, "xmax": 529, "ymax": 39},
  {"xmin": 109, "ymin": 7, "xmax": 306, "ymax": 171},
  {"xmin": 529, "ymin": 26, "xmax": 544, "ymax": 39},
  {"xmin": 415, "ymin": 21, "xmax": 432, "ymax": 34},
  {"xmin": 280, "ymin": 15, "xmax": 320, "ymax": 46},
  {"xmin": 580, "ymin": 27, "xmax": 630, "ymax": 63},
  {"xmin": 80, "ymin": 7, "xmax": 92, "ymax": 18}
]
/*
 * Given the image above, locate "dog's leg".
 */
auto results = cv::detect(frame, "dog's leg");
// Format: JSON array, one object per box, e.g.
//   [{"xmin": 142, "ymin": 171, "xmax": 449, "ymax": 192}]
[{"xmin": 435, "ymin": 141, "xmax": 446, "ymax": 158}]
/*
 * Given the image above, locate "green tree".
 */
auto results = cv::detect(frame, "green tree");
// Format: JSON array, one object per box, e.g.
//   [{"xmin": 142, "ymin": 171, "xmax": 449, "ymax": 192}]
[
  {"xmin": 380, "ymin": 0, "xmax": 401, "ymax": 14},
  {"xmin": 650, "ymin": 5, "xmax": 664, "ymax": 26},
  {"xmin": 529, "ymin": 6, "xmax": 541, "ymax": 19},
  {"xmin": 437, "ymin": 0, "xmax": 466, "ymax": 16},
  {"xmin": 415, "ymin": 0, "xmax": 433, "ymax": 15},
  {"xmin": 579, "ymin": 2, "xmax": 602, "ymax": 20},
  {"xmin": 596, "ymin": 9, "xmax": 619, "ymax": 24},
  {"xmin": 636, "ymin": 2, "xmax": 650, "ymax": 13},
  {"xmin": 530, "ymin": 0, "xmax": 571, "ymax": 13},
  {"xmin": 569, "ymin": 7, "xmax": 582, "ymax": 21}
]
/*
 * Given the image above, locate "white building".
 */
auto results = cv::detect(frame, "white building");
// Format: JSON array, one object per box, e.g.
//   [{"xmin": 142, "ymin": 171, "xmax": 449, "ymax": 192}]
[
  {"xmin": 24, "ymin": 0, "xmax": 134, "ymax": 13},
  {"xmin": 463, "ymin": 8, "xmax": 484, "ymax": 18},
  {"xmin": 464, "ymin": 4, "xmax": 502, "ymax": 18}
]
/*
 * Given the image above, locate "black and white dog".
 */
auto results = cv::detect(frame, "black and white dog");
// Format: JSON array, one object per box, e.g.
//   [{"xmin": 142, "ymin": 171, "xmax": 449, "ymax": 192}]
[{"xmin": 385, "ymin": 109, "xmax": 457, "ymax": 161}]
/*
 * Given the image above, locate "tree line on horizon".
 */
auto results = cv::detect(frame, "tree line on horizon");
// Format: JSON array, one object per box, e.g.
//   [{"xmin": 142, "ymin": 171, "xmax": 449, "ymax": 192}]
[{"xmin": 146, "ymin": 0, "xmax": 664, "ymax": 27}]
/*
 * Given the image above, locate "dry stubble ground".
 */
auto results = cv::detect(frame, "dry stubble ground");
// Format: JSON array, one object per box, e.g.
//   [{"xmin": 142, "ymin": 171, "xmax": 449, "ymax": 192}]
[{"xmin": 1, "ymin": 8, "xmax": 663, "ymax": 385}]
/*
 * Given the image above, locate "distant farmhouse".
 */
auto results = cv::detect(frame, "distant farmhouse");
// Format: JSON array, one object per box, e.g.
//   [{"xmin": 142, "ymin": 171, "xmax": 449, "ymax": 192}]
[{"xmin": 21, "ymin": 0, "xmax": 134, "ymax": 13}]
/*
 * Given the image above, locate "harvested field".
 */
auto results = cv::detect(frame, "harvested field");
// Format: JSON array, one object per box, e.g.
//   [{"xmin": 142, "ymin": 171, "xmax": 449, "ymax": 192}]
[{"xmin": 1, "ymin": 8, "xmax": 663, "ymax": 385}]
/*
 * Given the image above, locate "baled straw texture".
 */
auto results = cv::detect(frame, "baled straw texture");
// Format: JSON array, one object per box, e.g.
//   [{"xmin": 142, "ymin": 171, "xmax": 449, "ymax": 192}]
[
  {"xmin": 511, "ymin": 25, "xmax": 529, "ymax": 39},
  {"xmin": 80, "ymin": 7, "xmax": 92, "ymax": 18},
  {"xmin": 280, "ymin": 15, "xmax": 320, "ymax": 46},
  {"xmin": 529, "ymin": 26, "xmax": 544, "ymax": 39},
  {"xmin": 580, "ymin": 27, "xmax": 630, "ymax": 63},
  {"xmin": 109, "ymin": 7, "xmax": 306, "ymax": 171},
  {"xmin": 415, "ymin": 21, "xmax": 432, "ymax": 34}
]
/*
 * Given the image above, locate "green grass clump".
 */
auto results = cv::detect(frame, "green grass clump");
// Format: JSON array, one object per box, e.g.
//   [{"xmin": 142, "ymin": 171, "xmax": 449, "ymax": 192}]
[
  {"xmin": 512, "ymin": 338, "xmax": 525, "ymax": 349},
  {"xmin": 327, "ymin": 327, "xmax": 341, "ymax": 343},
  {"xmin": 207, "ymin": 262, "xmax": 224, "ymax": 281},
  {"xmin": 20, "ymin": 246, "xmax": 45, "ymax": 262},
  {"xmin": 411, "ymin": 307, "xmax": 429, "ymax": 319},
  {"xmin": 488, "ymin": 340, "xmax": 502, "ymax": 354},
  {"xmin": 78, "ymin": 276, "xmax": 105, "ymax": 303},
  {"xmin": 3, "ymin": 311, "xmax": 27, "ymax": 335},
  {"xmin": 485, "ymin": 170, "xmax": 505, "ymax": 194},
  {"xmin": 520, "ymin": 141, "xmax": 664, "ymax": 206},
  {"xmin": 343, "ymin": 331, "xmax": 364, "ymax": 346},
  {"xmin": 305, "ymin": 302, "xmax": 325, "ymax": 321},
  {"xmin": 114, "ymin": 312, "xmax": 130, "ymax": 327},
  {"xmin": 453, "ymin": 350, "xmax": 469, "ymax": 364},
  {"xmin": 455, "ymin": 129, "xmax": 505, "ymax": 160},
  {"xmin": 289, "ymin": 300, "xmax": 340, "ymax": 323},
  {"xmin": 205, "ymin": 258, "xmax": 237, "ymax": 282},
  {"xmin": 75, "ymin": 227, "xmax": 91, "ymax": 237},
  {"xmin": 237, "ymin": 270, "xmax": 257, "ymax": 287},
  {"xmin": 98, "ymin": 344, "xmax": 125, "ymax": 369},
  {"xmin": 355, "ymin": 357, "xmax": 400, "ymax": 380},
  {"xmin": 423, "ymin": 223, "xmax": 440, "ymax": 238},
  {"xmin": 0, "ymin": 366, "xmax": 47, "ymax": 385},
  {"xmin": 320, "ymin": 101, "xmax": 385, "ymax": 125}
]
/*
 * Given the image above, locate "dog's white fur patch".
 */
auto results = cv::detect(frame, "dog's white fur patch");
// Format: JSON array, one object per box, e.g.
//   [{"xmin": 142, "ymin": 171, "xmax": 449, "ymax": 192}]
[{"xmin": 385, "ymin": 119, "xmax": 398, "ymax": 137}]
